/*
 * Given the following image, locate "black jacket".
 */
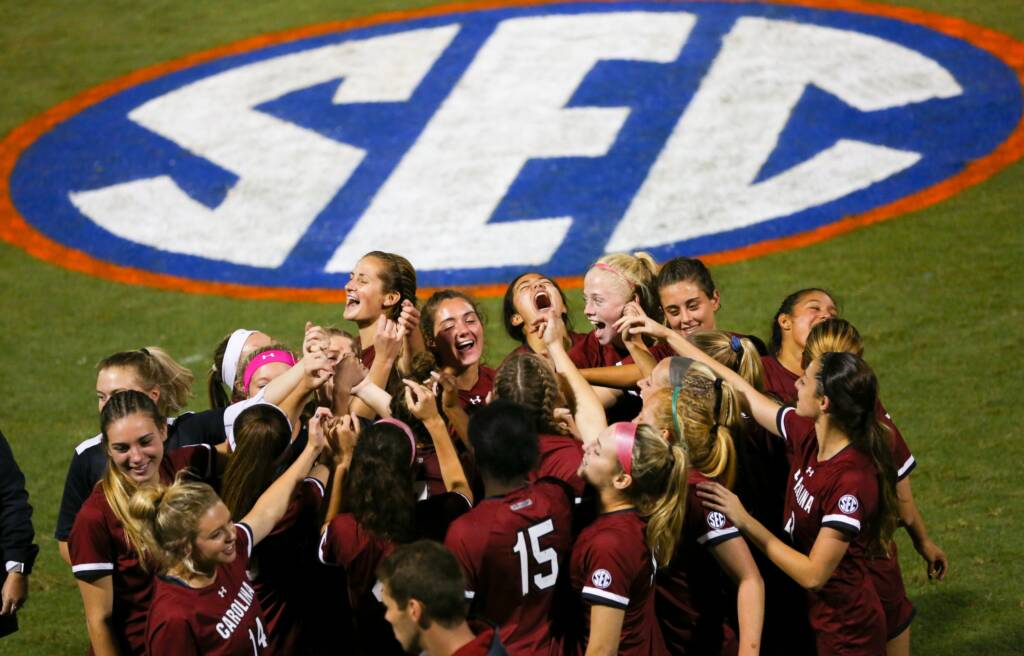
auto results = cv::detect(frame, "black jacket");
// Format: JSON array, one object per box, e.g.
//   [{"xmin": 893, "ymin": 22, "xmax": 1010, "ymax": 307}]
[{"xmin": 0, "ymin": 428, "xmax": 38, "ymax": 638}]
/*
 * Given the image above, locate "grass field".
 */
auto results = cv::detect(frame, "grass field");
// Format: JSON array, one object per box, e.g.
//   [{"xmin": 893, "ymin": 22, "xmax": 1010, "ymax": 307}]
[{"xmin": 1, "ymin": 1, "xmax": 1023, "ymax": 653}]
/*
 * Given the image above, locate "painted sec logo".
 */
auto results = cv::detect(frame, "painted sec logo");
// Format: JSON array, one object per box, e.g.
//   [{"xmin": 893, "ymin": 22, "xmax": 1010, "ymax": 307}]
[{"xmin": 1, "ymin": 1, "xmax": 1022, "ymax": 301}]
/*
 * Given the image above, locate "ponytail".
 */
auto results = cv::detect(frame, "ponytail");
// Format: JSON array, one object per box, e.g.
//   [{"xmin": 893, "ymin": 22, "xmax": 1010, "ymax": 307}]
[
  {"xmin": 364, "ymin": 251, "xmax": 417, "ymax": 321},
  {"xmin": 127, "ymin": 476, "xmax": 221, "ymax": 575},
  {"xmin": 220, "ymin": 405, "xmax": 291, "ymax": 520},
  {"xmin": 691, "ymin": 331, "xmax": 765, "ymax": 391},
  {"xmin": 208, "ymin": 334, "xmax": 233, "ymax": 409},
  {"xmin": 98, "ymin": 347, "xmax": 193, "ymax": 416},
  {"xmin": 624, "ymin": 424, "xmax": 688, "ymax": 566}
]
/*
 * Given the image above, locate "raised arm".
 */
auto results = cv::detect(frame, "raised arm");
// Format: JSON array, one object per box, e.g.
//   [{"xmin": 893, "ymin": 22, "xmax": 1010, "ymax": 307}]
[
  {"xmin": 351, "ymin": 316, "xmax": 406, "ymax": 419},
  {"xmin": 404, "ymin": 380, "xmax": 473, "ymax": 504},
  {"xmin": 431, "ymin": 368, "xmax": 471, "ymax": 450},
  {"xmin": 617, "ymin": 314, "xmax": 783, "ymax": 435},
  {"xmin": 540, "ymin": 315, "xmax": 608, "ymax": 442},
  {"xmin": 240, "ymin": 408, "xmax": 328, "ymax": 544},
  {"xmin": 321, "ymin": 413, "xmax": 358, "ymax": 532}
]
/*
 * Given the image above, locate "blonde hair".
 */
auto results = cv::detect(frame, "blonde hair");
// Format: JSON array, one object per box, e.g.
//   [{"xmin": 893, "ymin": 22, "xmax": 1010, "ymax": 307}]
[
  {"xmin": 621, "ymin": 423, "xmax": 688, "ymax": 566},
  {"xmin": 98, "ymin": 347, "xmax": 194, "ymax": 416},
  {"xmin": 691, "ymin": 331, "xmax": 765, "ymax": 391},
  {"xmin": 804, "ymin": 318, "xmax": 864, "ymax": 363},
  {"xmin": 594, "ymin": 252, "xmax": 661, "ymax": 319},
  {"xmin": 646, "ymin": 362, "xmax": 741, "ymax": 489},
  {"xmin": 127, "ymin": 476, "xmax": 221, "ymax": 576}
]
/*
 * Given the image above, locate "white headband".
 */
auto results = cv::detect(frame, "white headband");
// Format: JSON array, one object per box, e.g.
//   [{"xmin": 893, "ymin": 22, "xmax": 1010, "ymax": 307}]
[{"xmin": 222, "ymin": 329, "xmax": 256, "ymax": 388}]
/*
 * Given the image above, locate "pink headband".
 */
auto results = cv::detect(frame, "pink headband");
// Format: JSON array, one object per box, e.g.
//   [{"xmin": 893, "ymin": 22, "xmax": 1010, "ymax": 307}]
[
  {"xmin": 375, "ymin": 418, "xmax": 417, "ymax": 466},
  {"xmin": 612, "ymin": 422, "xmax": 637, "ymax": 476},
  {"xmin": 243, "ymin": 350, "xmax": 296, "ymax": 394},
  {"xmin": 594, "ymin": 262, "xmax": 633, "ymax": 289}
]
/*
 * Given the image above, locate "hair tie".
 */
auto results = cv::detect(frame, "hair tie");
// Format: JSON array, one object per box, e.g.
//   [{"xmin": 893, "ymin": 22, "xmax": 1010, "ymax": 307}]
[
  {"xmin": 242, "ymin": 349, "xmax": 296, "ymax": 394},
  {"xmin": 375, "ymin": 418, "xmax": 418, "ymax": 466},
  {"xmin": 670, "ymin": 386, "xmax": 689, "ymax": 456},
  {"xmin": 729, "ymin": 334, "xmax": 742, "ymax": 353},
  {"xmin": 711, "ymin": 378, "xmax": 724, "ymax": 434},
  {"xmin": 223, "ymin": 329, "xmax": 256, "ymax": 388},
  {"xmin": 612, "ymin": 422, "xmax": 637, "ymax": 476},
  {"xmin": 668, "ymin": 357, "xmax": 695, "ymax": 388}
]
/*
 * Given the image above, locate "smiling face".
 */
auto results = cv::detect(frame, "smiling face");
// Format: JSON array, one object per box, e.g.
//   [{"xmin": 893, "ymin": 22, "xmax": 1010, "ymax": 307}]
[
  {"xmin": 510, "ymin": 273, "xmax": 567, "ymax": 333},
  {"xmin": 579, "ymin": 426, "xmax": 627, "ymax": 490},
  {"xmin": 106, "ymin": 413, "xmax": 167, "ymax": 486},
  {"xmin": 781, "ymin": 291, "xmax": 838, "ymax": 351},
  {"xmin": 96, "ymin": 366, "xmax": 156, "ymax": 413},
  {"xmin": 637, "ymin": 358, "xmax": 673, "ymax": 403},
  {"xmin": 660, "ymin": 280, "xmax": 720, "ymax": 337},
  {"xmin": 430, "ymin": 297, "xmax": 484, "ymax": 370},
  {"xmin": 583, "ymin": 268, "xmax": 632, "ymax": 346},
  {"xmin": 189, "ymin": 501, "xmax": 238, "ymax": 570},
  {"xmin": 344, "ymin": 256, "xmax": 399, "ymax": 323}
]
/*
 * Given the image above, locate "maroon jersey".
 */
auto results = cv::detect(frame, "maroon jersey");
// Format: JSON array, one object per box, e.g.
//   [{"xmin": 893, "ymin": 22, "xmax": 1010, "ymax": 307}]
[
  {"xmin": 319, "ymin": 493, "xmax": 472, "ymax": 655},
  {"xmin": 147, "ymin": 523, "xmax": 266, "ymax": 656},
  {"xmin": 655, "ymin": 470, "xmax": 741, "ymax": 655},
  {"xmin": 445, "ymin": 479, "xmax": 574, "ymax": 655},
  {"xmin": 647, "ymin": 340, "xmax": 677, "ymax": 362},
  {"xmin": 69, "ymin": 445, "xmax": 215, "ymax": 655},
  {"xmin": 878, "ymin": 402, "xmax": 915, "ymax": 481},
  {"xmin": 360, "ymin": 345, "xmax": 376, "ymax": 370},
  {"xmin": 249, "ymin": 478, "xmax": 325, "ymax": 654},
  {"xmin": 569, "ymin": 510, "xmax": 665, "ymax": 655},
  {"xmin": 528, "ymin": 434, "xmax": 585, "ymax": 499},
  {"xmin": 761, "ymin": 355, "xmax": 799, "ymax": 403},
  {"xmin": 505, "ymin": 331, "xmax": 589, "ymax": 361},
  {"xmin": 416, "ymin": 443, "xmax": 482, "ymax": 500},
  {"xmin": 452, "ymin": 624, "xmax": 508, "ymax": 656},
  {"xmin": 568, "ymin": 332, "xmax": 642, "ymax": 424},
  {"xmin": 458, "ymin": 365, "xmax": 496, "ymax": 411},
  {"xmin": 777, "ymin": 407, "xmax": 886, "ymax": 655}
]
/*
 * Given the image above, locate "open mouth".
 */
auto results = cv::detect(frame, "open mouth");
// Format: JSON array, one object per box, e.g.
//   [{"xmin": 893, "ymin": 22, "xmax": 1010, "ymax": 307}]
[
  {"xmin": 590, "ymin": 319, "xmax": 606, "ymax": 331},
  {"xmin": 455, "ymin": 338, "xmax": 476, "ymax": 353},
  {"xmin": 345, "ymin": 292, "xmax": 360, "ymax": 308},
  {"xmin": 533, "ymin": 291, "xmax": 552, "ymax": 311}
]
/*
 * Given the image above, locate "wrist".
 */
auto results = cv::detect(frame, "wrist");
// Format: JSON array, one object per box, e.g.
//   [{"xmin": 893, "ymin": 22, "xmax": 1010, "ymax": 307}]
[{"xmin": 423, "ymin": 416, "xmax": 446, "ymax": 430}]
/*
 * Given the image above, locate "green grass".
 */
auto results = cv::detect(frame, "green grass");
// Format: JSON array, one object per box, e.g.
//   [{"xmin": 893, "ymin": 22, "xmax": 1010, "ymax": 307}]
[{"xmin": 1, "ymin": 1, "xmax": 1023, "ymax": 653}]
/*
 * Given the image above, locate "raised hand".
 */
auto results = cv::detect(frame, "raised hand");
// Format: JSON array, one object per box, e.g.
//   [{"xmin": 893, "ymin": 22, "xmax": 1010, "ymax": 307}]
[
  {"xmin": 403, "ymin": 378, "xmax": 441, "ymax": 422},
  {"xmin": 430, "ymin": 368, "xmax": 461, "ymax": 411},
  {"xmin": 696, "ymin": 481, "xmax": 751, "ymax": 531},
  {"xmin": 303, "ymin": 321, "xmax": 329, "ymax": 358},
  {"xmin": 374, "ymin": 315, "xmax": 407, "ymax": 363}
]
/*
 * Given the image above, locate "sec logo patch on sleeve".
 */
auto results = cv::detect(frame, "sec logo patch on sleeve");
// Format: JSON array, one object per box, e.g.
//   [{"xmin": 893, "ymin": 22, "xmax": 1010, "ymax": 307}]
[
  {"xmin": 591, "ymin": 568, "xmax": 613, "ymax": 589},
  {"xmin": 2, "ymin": 1, "xmax": 1022, "ymax": 301},
  {"xmin": 706, "ymin": 511, "xmax": 727, "ymax": 530},
  {"xmin": 838, "ymin": 494, "xmax": 860, "ymax": 514}
]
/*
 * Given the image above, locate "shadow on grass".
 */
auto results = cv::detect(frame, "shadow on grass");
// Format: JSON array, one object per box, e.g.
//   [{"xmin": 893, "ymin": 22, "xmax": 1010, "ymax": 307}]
[{"xmin": 911, "ymin": 587, "xmax": 1024, "ymax": 655}]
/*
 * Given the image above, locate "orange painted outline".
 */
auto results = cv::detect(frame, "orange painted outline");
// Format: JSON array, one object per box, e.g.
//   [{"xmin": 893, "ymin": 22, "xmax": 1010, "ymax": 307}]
[{"xmin": 1, "ymin": 0, "xmax": 1022, "ymax": 302}]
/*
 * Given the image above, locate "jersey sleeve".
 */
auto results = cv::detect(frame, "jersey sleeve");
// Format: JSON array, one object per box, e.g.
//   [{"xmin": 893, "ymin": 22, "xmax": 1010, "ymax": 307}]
[
  {"xmin": 235, "ymin": 522, "xmax": 254, "ymax": 562},
  {"xmin": 696, "ymin": 506, "xmax": 740, "ymax": 547},
  {"xmin": 168, "ymin": 444, "xmax": 215, "ymax": 483},
  {"xmin": 568, "ymin": 334, "xmax": 599, "ymax": 370},
  {"xmin": 878, "ymin": 403, "xmax": 915, "ymax": 481},
  {"xmin": 55, "ymin": 440, "xmax": 103, "ymax": 541},
  {"xmin": 776, "ymin": 406, "xmax": 815, "ymax": 454},
  {"xmin": 147, "ymin": 607, "xmax": 200, "ymax": 656},
  {"xmin": 820, "ymin": 468, "xmax": 872, "ymax": 538},
  {"xmin": 318, "ymin": 514, "xmax": 359, "ymax": 567},
  {"xmin": 68, "ymin": 499, "xmax": 115, "ymax": 581},
  {"xmin": 170, "ymin": 409, "xmax": 228, "ymax": 448},
  {"xmin": 578, "ymin": 531, "xmax": 642, "ymax": 610},
  {"xmin": 443, "ymin": 515, "xmax": 481, "ymax": 601}
]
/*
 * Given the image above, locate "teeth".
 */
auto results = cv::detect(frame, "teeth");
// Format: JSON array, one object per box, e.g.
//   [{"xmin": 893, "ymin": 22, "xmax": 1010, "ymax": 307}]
[{"xmin": 456, "ymin": 340, "xmax": 474, "ymax": 350}]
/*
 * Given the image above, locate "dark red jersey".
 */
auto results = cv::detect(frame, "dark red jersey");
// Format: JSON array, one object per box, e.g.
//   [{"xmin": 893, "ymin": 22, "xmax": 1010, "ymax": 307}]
[
  {"xmin": 777, "ymin": 407, "xmax": 886, "ymax": 655},
  {"xmin": 319, "ymin": 493, "xmax": 472, "ymax": 655},
  {"xmin": 69, "ymin": 445, "xmax": 215, "ymax": 655},
  {"xmin": 452, "ymin": 623, "xmax": 509, "ymax": 656},
  {"xmin": 567, "ymin": 332, "xmax": 642, "ymax": 423},
  {"xmin": 147, "ymin": 523, "xmax": 266, "ymax": 656},
  {"xmin": 761, "ymin": 355, "xmax": 799, "ymax": 404},
  {"xmin": 360, "ymin": 345, "xmax": 376, "ymax": 370},
  {"xmin": 656, "ymin": 470, "xmax": 741, "ymax": 655},
  {"xmin": 569, "ymin": 509, "xmax": 665, "ymax": 656},
  {"xmin": 445, "ymin": 479, "xmax": 574, "ymax": 656},
  {"xmin": 416, "ymin": 443, "xmax": 482, "ymax": 500},
  {"xmin": 248, "ymin": 478, "xmax": 325, "ymax": 654},
  {"xmin": 647, "ymin": 340, "xmax": 677, "ymax": 362},
  {"xmin": 505, "ymin": 331, "xmax": 589, "ymax": 362},
  {"xmin": 529, "ymin": 434, "xmax": 585, "ymax": 499},
  {"xmin": 458, "ymin": 365, "xmax": 496, "ymax": 412},
  {"xmin": 877, "ymin": 401, "xmax": 915, "ymax": 481}
]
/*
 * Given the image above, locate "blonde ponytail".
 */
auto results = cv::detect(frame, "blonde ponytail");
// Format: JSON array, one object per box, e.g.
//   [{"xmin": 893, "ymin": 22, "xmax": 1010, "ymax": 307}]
[
  {"xmin": 691, "ymin": 331, "xmax": 765, "ymax": 392},
  {"xmin": 126, "ymin": 476, "xmax": 221, "ymax": 576},
  {"xmin": 624, "ymin": 424, "xmax": 688, "ymax": 566}
]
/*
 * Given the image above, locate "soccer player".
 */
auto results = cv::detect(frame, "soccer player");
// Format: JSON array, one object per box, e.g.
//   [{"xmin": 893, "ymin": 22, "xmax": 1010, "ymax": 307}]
[
  {"xmin": 636, "ymin": 363, "xmax": 764, "ymax": 655},
  {"xmin": 491, "ymin": 354, "xmax": 586, "ymax": 498},
  {"xmin": 762, "ymin": 288, "xmax": 838, "ymax": 402},
  {"xmin": 445, "ymin": 401, "xmax": 574, "ymax": 655},
  {"xmin": 804, "ymin": 318, "xmax": 948, "ymax": 656},
  {"xmin": 420, "ymin": 290, "xmax": 495, "ymax": 414},
  {"xmin": 342, "ymin": 250, "xmax": 421, "ymax": 371},
  {"xmin": 318, "ymin": 380, "xmax": 473, "ymax": 655},
  {"xmin": 570, "ymin": 421, "xmax": 687, "ymax": 655},
  {"xmin": 133, "ymin": 406, "xmax": 331, "ymax": 655},
  {"xmin": 501, "ymin": 272, "xmax": 586, "ymax": 359},
  {"xmin": 379, "ymin": 540, "xmax": 509, "ymax": 656},
  {"xmin": 655, "ymin": 256, "xmax": 721, "ymax": 338},
  {"xmin": 206, "ymin": 329, "xmax": 273, "ymax": 408},
  {"xmin": 69, "ymin": 391, "xmax": 220, "ymax": 655}
]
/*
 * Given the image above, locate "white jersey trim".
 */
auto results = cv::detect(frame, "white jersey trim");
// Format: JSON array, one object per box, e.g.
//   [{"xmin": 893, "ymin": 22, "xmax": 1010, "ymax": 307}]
[
  {"xmin": 317, "ymin": 529, "xmax": 330, "ymax": 565},
  {"xmin": 72, "ymin": 562, "xmax": 114, "ymax": 573},
  {"xmin": 303, "ymin": 477, "xmax": 326, "ymax": 498},
  {"xmin": 777, "ymin": 407, "xmax": 795, "ymax": 442},
  {"xmin": 582, "ymin": 586, "xmax": 629, "ymax": 607},
  {"xmin": 897, "ymin": 454, "xmax": 916, "ymax": 479},
  {"xmin": 697, "ymin": 526, "xmax": 741, "ymax": 545},
  {"xmin": 822, "ymin": 513, "xmax": 861, "ymax": 531},
  {"xmin": 74, "ymin": 434, "xmax": 102, "ymax": 455},
  {"xmin": 464, "ymin": 590, "xmax": 476, "ymax": 600},
  {"xmin": 235, "ymin": 522, "xmax": 254, "ymax": 559}
]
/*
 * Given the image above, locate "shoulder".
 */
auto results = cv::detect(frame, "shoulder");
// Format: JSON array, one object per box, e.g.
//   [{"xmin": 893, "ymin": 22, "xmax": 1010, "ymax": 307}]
[{"xmin": 74, "ymin": 433, "xmax": 103, "ymax": 455}]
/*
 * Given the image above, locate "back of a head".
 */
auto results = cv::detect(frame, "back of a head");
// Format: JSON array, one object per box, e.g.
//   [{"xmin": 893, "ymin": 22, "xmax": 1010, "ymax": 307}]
[
  {"xmin": 493, "ymin": 353, "xmax": 563, "ymax": 434},
  {"xmin": 221, "ymin": 404, "xmax": 292, "ymax": 520},
  {"xmin": 345, "ymin": 422, "xmax": 416, "ymax": 541},
  {"xmin": 805, "ymin": 318, "xmax": 864, "ymax": 364},
  {"xmin": 127, "ymin": 476, "xmax": 220, "ymax": 575},
  {"xmin": 469, "ymin": 400, "xmax": 539, "ymax": 484},
  {"xmin": 378, "ymin": 540, "xmax": 468, "ymax": 629},
  {"xmin": 98, "ymin": 347, "xmax": 193, "ymax": 416},
  {"xmin": 691, "ymin": 331, "xmax": 765, "ymax": 391}
]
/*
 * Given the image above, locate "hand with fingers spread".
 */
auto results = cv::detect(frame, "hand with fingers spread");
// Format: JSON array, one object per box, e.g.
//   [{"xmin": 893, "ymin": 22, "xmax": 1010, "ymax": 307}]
[
  {"xmin": 403, "ymin": 378, "xmax": 441, "ymax": 422},
  {"xmin": 373, "ymin": 315, "xmax": 406, "ymax": 364},
  {"xmin": 430, "ymin": 368, "xmax": 461, "ymax": 412},
  {"xmin": 303, "ymin": 350, "xmax": 333, "ymax": 389},
  {"xmin": 696, "ymin": 481, "xmax": 752, "ymax": 531},
  {"xmin": 613, "ymin": 306, "xmax": 671, "ymax": 343},
  {"xmin": 303, "ymin": 321, "xmax": 329, "ymax": 358}
]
